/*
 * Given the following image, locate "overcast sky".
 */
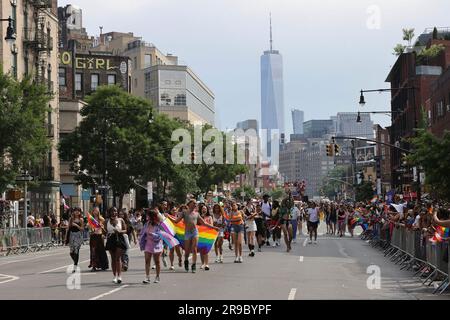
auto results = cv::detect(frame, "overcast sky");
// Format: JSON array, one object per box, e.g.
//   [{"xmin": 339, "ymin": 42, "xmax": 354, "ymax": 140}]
[{"xmin": 60, "ymin": 0, "xmax": 449, "ymax": 135}]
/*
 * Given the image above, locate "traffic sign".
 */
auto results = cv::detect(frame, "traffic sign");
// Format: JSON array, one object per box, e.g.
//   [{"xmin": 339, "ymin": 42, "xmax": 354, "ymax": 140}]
[{"xmin": 16, "ymin": 175, "xmax": 33, "ymax": 182}]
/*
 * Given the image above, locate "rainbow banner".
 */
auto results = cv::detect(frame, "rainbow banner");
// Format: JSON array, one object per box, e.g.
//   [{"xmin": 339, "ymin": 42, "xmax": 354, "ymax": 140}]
[
  {"xmin": 431, "ymin": 226, "xmax": 450, "ymax": 243},
  {"xmin": 87, "ymin": 214, "xmax": 101, "ymax": 229},
  {"xmin": 159, "ymin": 217, "xmax": 218, "ymax": 254},
  {"xmin": 370, "ymin": 196, "xmax": 378, "ymax": 204}
]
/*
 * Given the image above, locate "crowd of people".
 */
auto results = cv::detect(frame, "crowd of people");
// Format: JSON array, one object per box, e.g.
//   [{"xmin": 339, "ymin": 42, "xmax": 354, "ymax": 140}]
[{"xmin": 62, "ymin": 194, "xmax": 450, "ymax": 285}]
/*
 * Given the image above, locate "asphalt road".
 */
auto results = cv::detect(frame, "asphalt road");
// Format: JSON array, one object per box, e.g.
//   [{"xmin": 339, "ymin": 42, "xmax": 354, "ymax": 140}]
[{"xmin": 0, "ymin": 224, "xmax": 449, "ymax": 300}]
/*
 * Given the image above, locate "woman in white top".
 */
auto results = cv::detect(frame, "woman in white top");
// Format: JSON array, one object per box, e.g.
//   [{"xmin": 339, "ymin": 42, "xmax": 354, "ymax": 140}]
[
  {"xmin": 244, "ymin": 202, "xmax": 257, "ymax": 257},
  {"xmin": 105, "ymin": 207, "xmax": 128, "ymax": 284},
  {"xmin": 307, "ymin": 202, "xmax": 320, "ymax": 244}
]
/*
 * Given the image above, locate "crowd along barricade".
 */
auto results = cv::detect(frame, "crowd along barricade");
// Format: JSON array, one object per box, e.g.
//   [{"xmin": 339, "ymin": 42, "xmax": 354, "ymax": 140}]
[{"xmin": 0, "ymin": 227, "xmax": 53, "ymax": 256}]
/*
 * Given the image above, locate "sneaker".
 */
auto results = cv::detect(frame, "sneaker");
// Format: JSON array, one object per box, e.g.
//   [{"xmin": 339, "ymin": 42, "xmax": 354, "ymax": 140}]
[
  {"xmin": 152, "ymin": 265, "xmax": 156, "ymax": 270},
  {"xmin": 239, "ymin": 256, "xmax": 243, "ymax": 263},
  {"xmin": 169, "ymin": 266, "xmax": 175, "ymax": 270},
  {"xmin": 184, "ymin": 260, "xmax": 189, "ymax": 272},
  {"xmin": 266, "ymin": 241, "xmax": 270, "ymax": 246},
  {"xmin": 178, "ymin": 259, "xmax": 182, "ymax": 267},
  {"xmin": 162, "ymin": 256, "xmax": 168, "ymax": 268},
  {"xmin": 117, "ymin": 277, "xmax": 122, "ymax": 284},
  {"xmin": 308, "ymin": 240, "xmax": 312, "ymax": 244},
  {"xmin": 234, "ymin": 257, "xmax": 239, "ymax": 263},
  {"xmin": 200, "ymin": 264, "xmax": 205, "ymax": 270},
  {"xmin": 276, "ymin": 241, "xmax": 280, "ymax": 246},
  {"xmin": 113, "ymin": 278, "xmax": 118, "ymax": 284},
  {"xmin": 205, "ymin": 265, "xmax": 210, "ymax": 271},
  {"xmin": 272, "ymin": 243, "xmax": 276, "ymax": 247},
  {"xmin": 258, "ymin": 248, "xmax": 262, "ymax": 252},
  {"xmin": 191, "ymin": 264, "xmax": 196, "ymax": 273},
  {"xmin": 143, "ymin": 278, "xmax": 150, "ymax": 284},
  {"xmin": 215, "ymin": 257, "xmax": 220, "ymax": 263},
  {"xmin": 313, "ymin": 240, "xmax": 317, "ymax": 244},
  {"xmin": 292, "ymin": 239, "xmax": 296, "ymax": 244},
  {"xmin": 154, "ymin": 276, "xmax": 160, "ymax": 283},
  {"xmin": 219, "ymin": 256, "xmax": 224, "ymax": 263}
]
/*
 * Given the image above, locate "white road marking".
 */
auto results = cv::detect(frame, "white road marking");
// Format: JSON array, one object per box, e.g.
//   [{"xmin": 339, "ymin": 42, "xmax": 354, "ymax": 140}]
[
  {"xmin": 38, "ymin": 259, "xmax": 90, "ymax": 274},
  {"xmin": 0, "ymin": 274, "xmax": 20, "ymax": 284},
  {"xmin": 0, "ymin": 252, "xmax": 68, "ymax": 266},
  {"xmin": 89, "ymin": 285, "xmax": 129, "ymax": 300},
  {"xmin": 288, "ymin": 288, "xmax": 297, "ymax": 300},
  {"xmin": 299, "ymin": 256, "xmax": 304, "ymax": 262},
  {"xmin": 303, "ymin": 238, "xmax": 308, "ymax": 247}
]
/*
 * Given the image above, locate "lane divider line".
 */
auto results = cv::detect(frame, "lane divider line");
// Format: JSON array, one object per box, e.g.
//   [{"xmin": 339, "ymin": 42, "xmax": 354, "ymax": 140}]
[
  {"xmin": 39, "ymin": 259, "xmax": 90, "ymax": 274},
  {"xmin": 288, "ymin": 288, "xmax": 297, "ymax": 300},
  {"xmin": 0, "ymin": 274, "xmax": 20, "ymax": 285},
  {"xmin": 303, "ymin": 238, "xmax": 308, "ymax": 247},
  {"xmin": 89, "ymin": 285, "xmax": 129, "ymax": 300}
]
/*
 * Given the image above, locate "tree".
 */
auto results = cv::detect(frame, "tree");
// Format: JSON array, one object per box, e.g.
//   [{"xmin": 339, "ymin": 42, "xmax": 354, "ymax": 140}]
[
  {"xmin": 0, "ymin": 68, "xmax": 52, "ymax": 193},
  {"xmin": 433, "ymin": 27, "xmax": 438, "ymax": 40},
  {"xmin": 393, "ymin": 44, "xmax": 406, "ymax": 56},
  {"xmin": 320, "ymin": 166, "xmax": 349, "ymax": 198},
  {"xmin": 232, "ymin": 185, "xmax": 256, "ymax": 201},
  {"xmin": 59, "ymin": 85, "xmax": 155, "ymax": 208},
  {"xmin": 270, "ymin": 187, "xmax": 286, "ymax": 201},
  {"xmin": 416, "ymin": 44, "xmax": 445, "ymax": 65},
  {"xmin": 402, "ymin": 28, "xmax": 415, "ymax": 46},
  {"xmin": 355, "ymin": 181, "xmax": 375, "ymax": 202}
]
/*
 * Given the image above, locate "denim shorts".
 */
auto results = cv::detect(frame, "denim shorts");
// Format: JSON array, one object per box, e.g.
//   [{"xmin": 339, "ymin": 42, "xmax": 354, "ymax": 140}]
[
  {"xmin": 185, "ymin": 228, "xmax": 199, "ymax": 240},
  {"xmin": 231, "ymin": 224, "xmax": 244, "ymax": 234}
]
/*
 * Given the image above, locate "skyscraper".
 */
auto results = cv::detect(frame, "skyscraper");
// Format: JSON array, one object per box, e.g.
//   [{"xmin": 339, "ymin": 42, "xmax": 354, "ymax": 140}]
[
  {"xmin": 291, "ymin": 109, "xmax": 304, "ymax": 134},
  {"xmin": 261, "ymin": 14, "xmax": 284, "ymax": 156}
]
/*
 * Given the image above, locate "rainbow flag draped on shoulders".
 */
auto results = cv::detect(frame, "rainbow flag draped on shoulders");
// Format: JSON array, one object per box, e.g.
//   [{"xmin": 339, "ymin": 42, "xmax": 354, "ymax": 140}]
[{"xmin": 160, "ymin": 216, "xmax": 219, "ymax": 254}]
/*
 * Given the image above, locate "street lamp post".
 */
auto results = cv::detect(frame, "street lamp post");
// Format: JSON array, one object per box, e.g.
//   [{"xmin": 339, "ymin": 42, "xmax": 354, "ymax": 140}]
[{"xmin": 1, "ymin": 17, "xmax": 16, "ymax": 45}]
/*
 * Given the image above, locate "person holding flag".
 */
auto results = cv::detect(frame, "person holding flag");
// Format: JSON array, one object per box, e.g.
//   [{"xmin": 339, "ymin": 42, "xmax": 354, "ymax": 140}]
[
  {"xmin": 140, "ymin": 209, "xmax": 164, "ymax": 284},
  {"xmin": 88, "ymin": 207, "xmax": 108, "ymax": 271}
]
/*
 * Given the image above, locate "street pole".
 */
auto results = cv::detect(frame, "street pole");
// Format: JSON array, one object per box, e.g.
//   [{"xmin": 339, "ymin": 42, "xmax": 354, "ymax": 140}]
[
  {"xmin": 23, "ymin": 180, "xmax": 27, "ymax": 229},
  {"xmin": 103, "ymin": 136, "xmax": 107, "ymax": 215}
]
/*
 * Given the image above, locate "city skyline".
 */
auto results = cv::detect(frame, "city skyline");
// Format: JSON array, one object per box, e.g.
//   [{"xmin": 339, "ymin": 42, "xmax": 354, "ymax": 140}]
[{"xmin": 58, "ymin": 0, "xmax": 450, "ymax": 135}]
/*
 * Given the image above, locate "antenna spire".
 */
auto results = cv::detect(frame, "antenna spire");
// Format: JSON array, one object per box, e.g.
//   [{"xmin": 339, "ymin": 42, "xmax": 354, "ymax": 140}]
[{"xmin": 269, "ymin": 13, "xmax": 273, "ymax": 51}]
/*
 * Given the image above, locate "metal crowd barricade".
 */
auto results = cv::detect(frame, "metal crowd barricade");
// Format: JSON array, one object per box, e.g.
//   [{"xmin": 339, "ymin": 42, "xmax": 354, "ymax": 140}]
[{"xmin": 0, "ymin": 227, "xmax": 53, "ymax": 256}]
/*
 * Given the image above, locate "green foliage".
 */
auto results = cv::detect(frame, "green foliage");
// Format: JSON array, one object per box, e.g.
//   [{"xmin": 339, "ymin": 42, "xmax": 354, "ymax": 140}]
[
  {"xmin": 402, "ymin": 28, "xmax": 415, "ymax": 46},
  {"xmin": 416, "ymin": 44, "xmax": 445, "ymax": 65},
  {"xmin": 0, "ymin": 67, "xmax": 52, "ymax": 192},
  {"xmin": 355, "ymin": 181, "xmax": 375, "ymax": 202},
  {"xmin": 320, "ymin": 166, "xmax": 348, "ymax": 198},
  {"xmin": 393, "ymin": 44, "xmax": 406, "ymax": 56},
  {"xmin": 232, "ymin": 185, "xmax": 256, "ymax": 201},
  {"xmin": 270, "ymin": 187, "xmax": 286, "ymax": 201}
]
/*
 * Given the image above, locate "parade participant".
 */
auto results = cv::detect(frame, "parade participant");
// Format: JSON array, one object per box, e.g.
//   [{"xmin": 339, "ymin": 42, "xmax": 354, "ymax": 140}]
[
  {"xmin": 227, "ymin": 201, "xmax": 245, "ymax": 262},
  {"xmin": 199, "ymin": 204, "xmax": 213, "ymax": 270},
  {"xmin": 168, "ymin": 206, "xmax": 183, "ymax": 270},
  {"xmin": 290, "ymin": 203, "xmax": 300, "ymax": 243},
  {"xmin": 118, "ymin": 209, "xmax": 135, "ymax": 271},
  {"xmin": 261, "ymin": 195, "xmax": 272, "ymax": 246},
  {"xmin": 324, "ymin": 203, "xmax": 332, "ymax": 235},
  {"xmin": 254, "ymin": 204, "xmax": 266, "ymax": 252},
  {"xmin": 88, "ymin": 207, "xmax": 108, "ymax": 271},
  {"xmin": 66, "ymin": 207, "xmax": 84, "ymax": 272},
  {"xmin": 307, "ymin": 202, "xmax": 319, "ymax": 244},
  {"xmin": 105, "ymin": 207, "xmax": 128, "ymax": 284},
  {"xmin": 347, "ymin": 205, "xmax": 356, "ymax": 237},
  {"xmin": 270, "ymin": 200, "xmax": 282, "ymax": 247},
  {"xmin": 167, "ymin": 200, "xmax": 218, "ymax": 273},
  {"xmin": 140, "ymin": 209, "xmax": 163, "ymax": 284},
  {"xmin": 244, "ymin": 201, "xmax": 257, "ymax": 257},
  {"xmin": 330, "ymin": 203, "xmax": 337, "ymax": 235},
  {"xmin": 337, "ymin": 204, "xmax": 347, "ymax": 237},
  {"xmin": 279, "ymin": 197, "xmax": 293, "ymax": 252},
  {"xmin": 212, "ymin": 204, "xmax": 226, "ymax": 263}
]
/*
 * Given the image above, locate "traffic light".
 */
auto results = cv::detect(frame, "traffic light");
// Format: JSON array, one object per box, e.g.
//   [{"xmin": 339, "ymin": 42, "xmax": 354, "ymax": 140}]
[
  {"xmin": 334, "ymin": 144, "xmax": 340, "ymax": 155},
  {"xmin": 326, "ymin": 144, "xmax": 334, "ymax": 157},
  {"xmin": 191, "ymin": 152, "xmax": 195, "ymax": 162}
]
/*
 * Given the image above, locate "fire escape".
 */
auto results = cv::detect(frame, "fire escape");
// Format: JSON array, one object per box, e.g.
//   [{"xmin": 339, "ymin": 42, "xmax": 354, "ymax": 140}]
[{"xmin": 23, "ymin": 0, "xmax": 55, "ymax": 181}]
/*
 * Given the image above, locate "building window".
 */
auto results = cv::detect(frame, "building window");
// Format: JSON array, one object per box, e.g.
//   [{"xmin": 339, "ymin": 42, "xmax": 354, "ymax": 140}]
[
  {"xmin": 107, "ymin": 74, "xmax": 116, "ymax": 85},
  {"xmin": 75, "ymin": 73, "xmax": 82, "ymax": 91},
  {"xmin": 175, "ymin": 80, "xmax": 182, "ymax": 85},
  {"xmin": 145, "ymin": 54, "xmax": 152, "ymax": 68},
  {"xmin": 58, "ymin": 68, "xmax": 66, "ymax": 86},
  {"xmin": 91, "ymin": 74, "xmax": 99, "ymax": 91},
  {"xmin": 174, "ymin": 94, "xmax": 186, "ymax": 105},
  {"xmin": 165, "ymin": 80, "xmax": 171, "ymax": 85},
  {"xmin": 161, "ymin": 93, "xmax": 171, "ymax": 105},
  {"xmin": 437, "ymin": 101, "xmax": 444, "ymax": 118}
]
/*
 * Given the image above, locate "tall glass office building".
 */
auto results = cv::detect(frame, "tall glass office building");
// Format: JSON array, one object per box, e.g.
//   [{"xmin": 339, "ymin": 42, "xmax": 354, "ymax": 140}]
[{"xmin": 260, "ymin": 16, "xmax": 284, "ymax": 157}]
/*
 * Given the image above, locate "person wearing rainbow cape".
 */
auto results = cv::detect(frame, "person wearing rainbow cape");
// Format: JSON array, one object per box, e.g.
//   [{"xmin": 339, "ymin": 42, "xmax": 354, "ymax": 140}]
[{"xmin": 166, "ymin": 199, "xmax": 219, "ymax": 273}]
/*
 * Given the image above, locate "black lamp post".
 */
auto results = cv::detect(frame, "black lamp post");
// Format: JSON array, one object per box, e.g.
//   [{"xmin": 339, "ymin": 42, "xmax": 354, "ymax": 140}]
[{"xmin": 1, "ymin": 17, "xmax": 16, "ymax": 45}]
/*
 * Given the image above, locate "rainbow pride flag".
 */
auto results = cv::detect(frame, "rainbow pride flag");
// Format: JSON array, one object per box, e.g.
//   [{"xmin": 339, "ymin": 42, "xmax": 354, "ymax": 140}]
[
  {"xmin": 87, "ymin": 214, "xmax": 101, "ymax": 229},
  {"xmin": 159, "ymin": 217, "xmax": 218, "ymax": 254},
  {"xmin": 431, "ymin": 226, "xmax": 450, "ymax": 243},
  {"xmin": 370, "ymin": 196, "xmax": 378, "ymax": 204}
]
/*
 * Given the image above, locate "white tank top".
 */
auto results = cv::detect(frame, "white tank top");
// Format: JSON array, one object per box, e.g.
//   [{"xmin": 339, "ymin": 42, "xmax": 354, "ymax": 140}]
[{"xmin": 107, "ymin": 219, "xmax": 123, "ymax": 234}]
